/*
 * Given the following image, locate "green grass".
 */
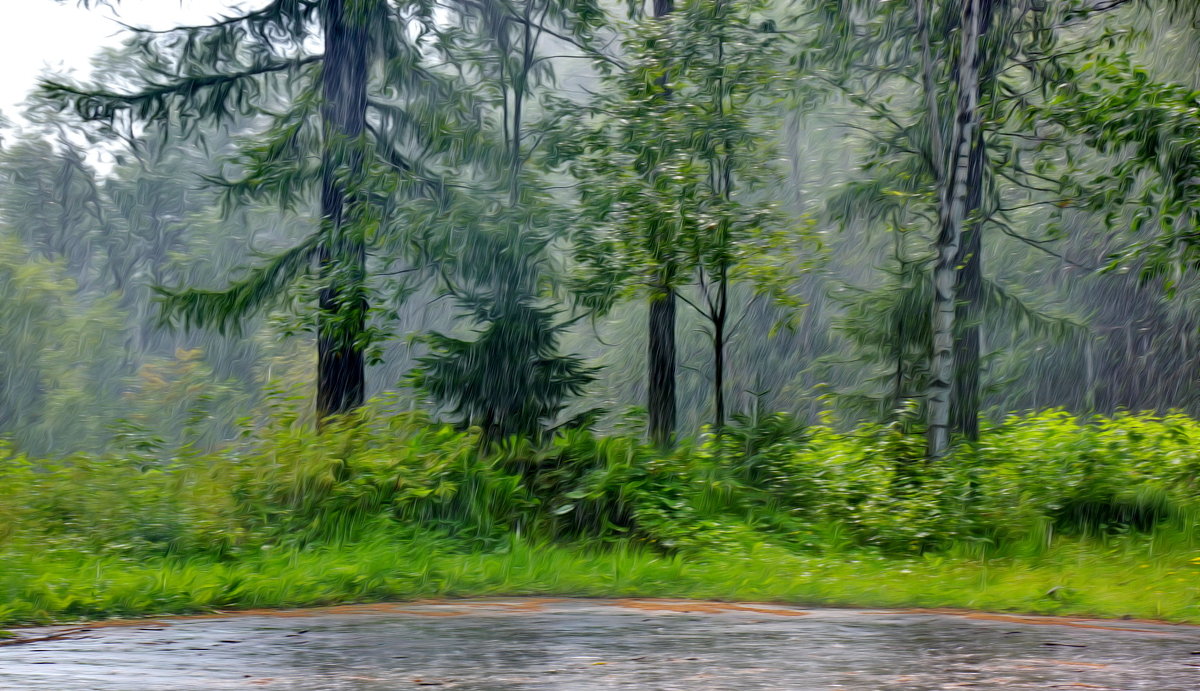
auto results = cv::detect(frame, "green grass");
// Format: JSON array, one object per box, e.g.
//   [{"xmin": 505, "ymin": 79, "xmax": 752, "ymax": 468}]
[{"xmin": 4, "ymin": 530, "xmax": 1200, "ymax": 627}]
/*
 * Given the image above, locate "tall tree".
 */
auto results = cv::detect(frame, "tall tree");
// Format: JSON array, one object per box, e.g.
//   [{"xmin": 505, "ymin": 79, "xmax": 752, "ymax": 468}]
[
  {"xmin": 648, "ymin": 0, "xmax": 678, "ymax": 446},
  {"xmin": 928, "ymin": 0, "xmax": 985, "ymax": 458},
  {"xmin": 314, "ymin": 0, "xmax": 370, "ymax": 418},
  {"xmin": 804, "ymin": 0, "xmax": 1113, "ymax": 442},
  {"xmin": 43, "ymin": 0, "xmax": 458, "ymax": 422},
  {"xmin": 561, "ymin": 0, "xmax": 794, "ymax": 435},
  {"xmin": 410, "ymin": 0, "xmax": 605, "ymax": 441}
]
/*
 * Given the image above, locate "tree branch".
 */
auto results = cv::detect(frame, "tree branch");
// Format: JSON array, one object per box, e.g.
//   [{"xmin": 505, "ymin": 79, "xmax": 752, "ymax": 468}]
[
  {"xmin": 112, "ymin": 0, "xmax": 317, "ymax": 36},
  {"xmin": 40, "ymin": 55, "xmax": 322, "ymax": 122}
]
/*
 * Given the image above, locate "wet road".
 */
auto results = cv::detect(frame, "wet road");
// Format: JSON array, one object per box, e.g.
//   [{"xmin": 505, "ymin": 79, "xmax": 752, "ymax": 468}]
[{"xmin": 1, "ymin": 598, "xmax": 1198, "ymax": 690}]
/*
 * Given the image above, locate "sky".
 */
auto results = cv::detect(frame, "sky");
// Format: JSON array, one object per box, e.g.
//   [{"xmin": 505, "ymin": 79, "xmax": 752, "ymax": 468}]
[{"xmin": 0, "ymin": 1, "xmax": 256, "ymax": 120}]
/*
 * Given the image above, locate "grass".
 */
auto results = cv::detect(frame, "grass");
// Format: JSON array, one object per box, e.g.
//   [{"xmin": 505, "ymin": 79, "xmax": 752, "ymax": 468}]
[{"xmin": 4, "ymin": 529, "xmax": 1200, "ymax": 628}]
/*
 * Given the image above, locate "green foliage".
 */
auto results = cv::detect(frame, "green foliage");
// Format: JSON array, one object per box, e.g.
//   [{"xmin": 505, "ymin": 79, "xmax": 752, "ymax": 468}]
[
  {"xmin": 0, "ymin": 230, "xmax": 127, "ymax": 456},
  {"xmin": 412, "ymin": 296, "xmax": 598, "ymax": 441},
  {"xmin": 827, "ymin": 245, "xmax": 932, "ymax": 423},
  {"xmin": 1033, "ymin": 55, "xmax": 1200, "ymax": 292},
  {"xmin": 561, "ymin": 0, "xmax": 796, "ymax": 311},
  {"xmin": 9, "ymin": 0, "xmax": 1200, "ymax": 630},
  {"xmin": 5, "ymin": 399, "xmax": 1200, "ymax": 625},
  {"xmin": 39, "ymin": 0, "xmax": 476, "ymax": 400},
  {"xmin": 408, "ymin": 0, "xmax": 613, "ymax": 441}
]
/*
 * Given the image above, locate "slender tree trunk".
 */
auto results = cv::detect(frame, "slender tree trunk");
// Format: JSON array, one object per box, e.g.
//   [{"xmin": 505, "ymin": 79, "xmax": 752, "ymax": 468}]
[
  {"xmin": 711, "ymin": 6, "xmax": 731, "ymax": 434},
  {"xmin": 916, "ymin": 0, "xmax": 944, "ymax": 181},
  {"xmin": 891, "ymin": 231, "xmax": 908, "ymax": 415},
  {"xmin": 647, "ymin": 0, "xmax": 677, "ymax": 446},
  {"xmin": 713, "ymin": 266, "xmax": 728, "ymax": 431},
  {"xmin": 928, "ymin": 0, "xmax": 984, "ymax": 459},
  {"xmin": 1084, "ymin": 334, "xmax": 1095, "ymax": 412},
  {"xmin": 648, "ymin": 281, "xmax": 677, "ymax": 446},
  {"xmin": 316, "ymin": 0, "xmax": 369, "ymax": 420}
]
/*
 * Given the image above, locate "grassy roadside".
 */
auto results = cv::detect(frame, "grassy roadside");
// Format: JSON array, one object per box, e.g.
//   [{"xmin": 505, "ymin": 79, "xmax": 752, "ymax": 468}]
[
  {"xmin": 6, "ymin": 408, "xmax": 1200, "ymax": 629},
  {"xmin": 4, "ymin": 532, "xmax": 1199, "ymax": 628}
]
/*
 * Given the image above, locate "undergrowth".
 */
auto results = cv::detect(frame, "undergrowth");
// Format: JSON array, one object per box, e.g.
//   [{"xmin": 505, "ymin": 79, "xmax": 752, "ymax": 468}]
[{"xmin": 3, "ymin": 399, "xmax": 1200, "ymax": 627}]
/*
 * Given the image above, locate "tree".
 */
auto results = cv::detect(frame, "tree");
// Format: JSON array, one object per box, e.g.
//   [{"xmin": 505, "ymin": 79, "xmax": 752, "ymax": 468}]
[
  {"xmin": 409, "ymin": 0, "xmax": 606, "ymax": 441},
  {"xmin": 560, "ymin": 0, "xmax": 794, "ymax": 438},
  {"xmin": 0, "ymin": 131, "xmax": 111, "ymax": 288},
  {"xmin": 803, "ymin": 0, "xmax": 1123, "ymax": 450},
  {"xmin": 671, "ymin": 0, "xmax": 794, "ymax": 431},
  {"xmin": 1033, "ymin": 56, "xmax": 1200, "ymax": 289},
  {"xmin": 43, "ymin": 0, "xmax": 456, "ymax": 421},
  {"xmin": 927, "ymin": 0, "xmax": 986, "ymax": 458},
  {"xmin": 0, "ymin": 229, "xmax": 127, "ymax": 456},
  {"xmin": 646, "ymin": 0, "xmax": 678, "ymax": 447}
]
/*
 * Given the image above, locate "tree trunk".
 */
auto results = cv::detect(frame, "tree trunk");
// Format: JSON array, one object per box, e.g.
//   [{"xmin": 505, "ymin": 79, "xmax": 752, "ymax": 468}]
[
  {"xmin": 648, "ymin": 282, "xmax": 677, "ymax": 446},
  {"xmin": 647, "ymin": 0, "xmax": 677, "ymax": 446},
  {"xmin": 916, "ymin": 0, "xmax": 944, "ymax": 181},
  {"xmin": 951, "ymin": 0, "xmax": 994, "ymax": 443},
  {"xmin": 928, "ymin": 0, "xmax": 984, "ymax": 459},
  {"xmin": 951, "ymin": 127, "xmax": 985, "ymax": 441},
  {"xmin": 713, "ymin": 271, "xmax": 728, "ymax": 431},
  {"xmin": 316, "ymin": 0, "xmax": 370, "ymax": 421}
]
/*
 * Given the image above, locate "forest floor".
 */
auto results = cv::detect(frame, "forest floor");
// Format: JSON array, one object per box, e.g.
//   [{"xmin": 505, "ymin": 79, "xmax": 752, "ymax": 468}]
[{"xmin": 2, "ymin": 598, "xmax": 1198, "ymax": 690}]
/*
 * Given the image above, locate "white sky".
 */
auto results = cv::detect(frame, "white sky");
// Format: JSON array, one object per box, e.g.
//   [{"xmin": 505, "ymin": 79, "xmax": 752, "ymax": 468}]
[{"xmin": 0, "ymin": 1, "xmax": 256, "ymax": 120}]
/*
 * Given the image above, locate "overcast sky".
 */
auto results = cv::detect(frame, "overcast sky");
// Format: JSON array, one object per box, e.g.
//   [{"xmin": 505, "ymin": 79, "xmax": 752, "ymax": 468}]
[{"xmin": 0, "ymin": 1, "xmax": 257, "ymax": 119}]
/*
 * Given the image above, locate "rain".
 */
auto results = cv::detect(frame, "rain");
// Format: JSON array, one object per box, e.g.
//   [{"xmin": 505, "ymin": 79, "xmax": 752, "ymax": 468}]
[{"xmin": 2, "ymin": 0, "xmax": 1200, "ymax": 688}]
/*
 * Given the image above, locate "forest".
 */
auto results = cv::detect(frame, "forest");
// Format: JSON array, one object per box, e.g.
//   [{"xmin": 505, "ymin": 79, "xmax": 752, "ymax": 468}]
[{"xmin": 4, "ymin": 0, "xmax": 1200, "ymax": 627}]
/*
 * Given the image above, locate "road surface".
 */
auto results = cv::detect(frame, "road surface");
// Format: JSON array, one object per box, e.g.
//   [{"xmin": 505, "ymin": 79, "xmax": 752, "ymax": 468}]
[{"xmin": 2, "ymin": 598, "xmax": 1198, "ymax": 689}]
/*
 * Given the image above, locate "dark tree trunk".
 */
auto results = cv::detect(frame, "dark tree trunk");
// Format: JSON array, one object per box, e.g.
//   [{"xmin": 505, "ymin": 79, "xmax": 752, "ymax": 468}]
[
  {"xmin": 711, "ymin": 259, "xmax": 729, "ymax": 432},
  {"xmin": 951, "ymin": 0, "xmax": 995, "ymax": 443},
  {"xmin": 316, "ymin": 0, "xmax": 369, "ymax": 421},
  {"xmin": 952, "ymin": 126, "xmax": 985, "ymax": 441},
  {"xmin": 646, "ymin": 0, "xmax": 677, "ymax": 447},
  {"xmin": 713, "ymin": 292, "xmax": 727, "ymax": 431},
  {"xmin": 648, "ymin": 283, "xmax": 677, "ymax": 446}
]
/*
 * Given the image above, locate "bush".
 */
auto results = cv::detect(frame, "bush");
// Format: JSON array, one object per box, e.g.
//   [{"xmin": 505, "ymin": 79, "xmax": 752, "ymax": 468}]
[{"xmin": 3, "ymin": 402, "xmax": 1199, "ymax": 570}]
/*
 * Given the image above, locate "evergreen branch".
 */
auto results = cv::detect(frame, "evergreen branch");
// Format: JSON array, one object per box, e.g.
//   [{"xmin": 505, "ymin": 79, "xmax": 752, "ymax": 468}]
[
  {"xmin": 155, "ymin": 235, "xmax": 321, "ymax": 335},
  {"xmin": 996, "ymin": 199, "xmax": 1073, "ymax": 212},
  {"xmin": 995, "ymin": 168, "xmax": 1059, "ymax": 195},
  {"xmin": 39, "ymin": 55, "xmax": 322, "ymax": 123},
  {"xmin": 363, "ymin": 123, "xmax": 453, "ymax": 202},
  {"xmin": 453, "ymin": 0, "xmax": 627, "ymax": 69},
  {"xmin": 675, "ymin": 289, "xmax": 711, "ymax": 319},
  {"xmin": 504, "ymin": 17, "xmax": 626, "ymax": 69},
  {"xmin": 725, "ymin": 294, "xmax": 762, "ymax": 340},
  {"xmin": 982, "ymin": 278, "xmax": 1086, "ymax": 340},
  {"xmin": 587, "ymin": 315, "xmax": 618, "ymax": 348},
  {"xmin": 112, "ymin": 0, "xmax": 317, "ymax": 35}
]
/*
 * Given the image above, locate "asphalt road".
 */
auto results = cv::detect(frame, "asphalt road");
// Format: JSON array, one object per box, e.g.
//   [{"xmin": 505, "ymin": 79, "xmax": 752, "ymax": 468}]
[{"xmin": 2, "ymin": 598, "xmax": 1198, "ymax": 689}]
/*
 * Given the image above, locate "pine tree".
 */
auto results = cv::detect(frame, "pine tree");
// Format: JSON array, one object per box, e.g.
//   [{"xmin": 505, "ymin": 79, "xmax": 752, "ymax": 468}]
[
  {"xmin": 410, "ymin": 0, "xmax": 607, "ymax": 441},
  {"xmin": 42, "ymin": 0, "xmax": 461, "ymax": 421}
]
